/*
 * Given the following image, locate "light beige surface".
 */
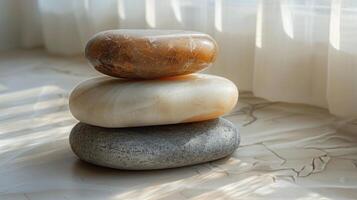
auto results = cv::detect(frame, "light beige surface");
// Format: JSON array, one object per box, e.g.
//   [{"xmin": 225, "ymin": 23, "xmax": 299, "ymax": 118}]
[
  {"xmin": 69, "ymin": 74, "xmax": 238, "ymax": 128},
  {"xmin": 1, "ymin": 50, "xmax": 357, "ymax": 200}
]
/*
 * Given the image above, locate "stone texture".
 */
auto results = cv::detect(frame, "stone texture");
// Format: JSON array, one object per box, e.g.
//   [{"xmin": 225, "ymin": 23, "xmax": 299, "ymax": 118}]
[
  {"xmin": 69, "ymin": 118, "xmax": 240, "ymax": 170},
  {"xmin": 69, "ymin": 74, "xmax": 238, "ymax": 128},
  {"xmin": 85, "ymin": 29, "xmax": 217, "ymax": 79}
]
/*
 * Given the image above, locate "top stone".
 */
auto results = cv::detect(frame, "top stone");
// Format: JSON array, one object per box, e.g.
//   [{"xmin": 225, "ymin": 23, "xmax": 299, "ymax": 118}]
[{"xmin": 85, "ymin": 29, "xmax": 217, "ymax": 79}]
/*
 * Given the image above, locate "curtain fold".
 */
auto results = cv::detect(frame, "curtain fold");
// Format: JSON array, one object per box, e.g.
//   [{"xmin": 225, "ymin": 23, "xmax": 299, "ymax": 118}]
[
  {"xmin": 327, "ymin": 0, "xmax": 357, "ymax": 116},
  {"xmin": 253, "ymin": 0, "xmax": 330, "ymax": 108},
  {"xmin": 9, "ymin": 0, "xmax": 357, "ymax": 117}
]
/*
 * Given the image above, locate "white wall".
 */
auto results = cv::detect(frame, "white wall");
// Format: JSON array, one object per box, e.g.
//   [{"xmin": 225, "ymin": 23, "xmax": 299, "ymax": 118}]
[{"xmin": 0, "ymin": 0, "xmax": 21, "ymax": 51}]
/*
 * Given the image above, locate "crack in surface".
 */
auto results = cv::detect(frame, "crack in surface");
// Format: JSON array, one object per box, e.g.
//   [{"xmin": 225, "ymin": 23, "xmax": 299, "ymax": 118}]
[
  {"xmin": 240, "ymin": 142, "xmax": 287, "ymax": 165},
  {"xmin": 260, "ymin": 143, "xmax": 287, "ymax": 166},
  {"xmin": 239, "ymin": 142, "xmax": 335, "ymax": 182},
  {"xmin": 225, "ymin": 99, "xmax": 277, "ymax": 127}
]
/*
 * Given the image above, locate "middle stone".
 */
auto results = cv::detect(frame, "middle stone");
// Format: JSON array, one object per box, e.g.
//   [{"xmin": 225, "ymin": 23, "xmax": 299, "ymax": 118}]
[{"xmin": 69, "ymin": 74, "xmax": 238, "ymax": 128}]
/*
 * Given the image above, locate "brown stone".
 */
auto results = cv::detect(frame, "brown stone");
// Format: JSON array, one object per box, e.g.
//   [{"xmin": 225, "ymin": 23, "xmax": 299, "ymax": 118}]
[{"xmin": 85, "ymin": 29, "xmax": 217, "ymax": 79}]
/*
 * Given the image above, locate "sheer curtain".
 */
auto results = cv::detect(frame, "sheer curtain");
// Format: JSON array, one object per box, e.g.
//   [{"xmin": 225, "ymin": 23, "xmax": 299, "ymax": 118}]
[{"xmin": 5, "ymin": 0, "xmax": 357, "ymax": 117}]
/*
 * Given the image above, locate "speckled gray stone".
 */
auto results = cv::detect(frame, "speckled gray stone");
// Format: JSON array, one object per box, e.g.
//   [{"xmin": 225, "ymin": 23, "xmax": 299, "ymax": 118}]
[{"xmin": 69, "ymin": 118, "xmax": 240, "ymax": 170}]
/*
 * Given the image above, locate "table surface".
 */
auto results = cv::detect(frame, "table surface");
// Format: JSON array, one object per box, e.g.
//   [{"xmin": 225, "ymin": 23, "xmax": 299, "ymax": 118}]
[{"xmin": 1, "ymin": 50, "xmax": 357, "ymax": 200}]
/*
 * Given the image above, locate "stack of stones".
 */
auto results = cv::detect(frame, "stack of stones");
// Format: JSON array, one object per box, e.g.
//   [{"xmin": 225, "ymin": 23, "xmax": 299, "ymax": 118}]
[{"xmin": 69, "ymin": 30, "xmax": 240, "ymax": 170}]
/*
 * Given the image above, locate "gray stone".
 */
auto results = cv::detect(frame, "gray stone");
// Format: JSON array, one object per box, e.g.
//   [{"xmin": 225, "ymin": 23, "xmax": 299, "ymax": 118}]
[{"xmin": 69, "ymin": 118, "xmax": 240, "ymax": 170}]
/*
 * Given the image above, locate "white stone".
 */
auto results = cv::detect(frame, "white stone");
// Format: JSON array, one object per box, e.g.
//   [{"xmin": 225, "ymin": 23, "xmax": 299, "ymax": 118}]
[{"xmin": 69, "ymin": 74, "xmax": 238, "ymax": 128}]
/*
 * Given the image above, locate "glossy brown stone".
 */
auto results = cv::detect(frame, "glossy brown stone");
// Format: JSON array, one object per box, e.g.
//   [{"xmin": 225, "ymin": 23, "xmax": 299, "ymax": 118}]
[{"xmin": 85, "ymin": 29, "xmax": 217, "ymax": 79}]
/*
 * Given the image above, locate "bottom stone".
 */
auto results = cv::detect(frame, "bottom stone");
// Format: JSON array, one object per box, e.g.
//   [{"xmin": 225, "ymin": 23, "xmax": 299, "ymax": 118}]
[{"xmin": 69, "ymin": 118, "xmax": 240, "ymax": 170}]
